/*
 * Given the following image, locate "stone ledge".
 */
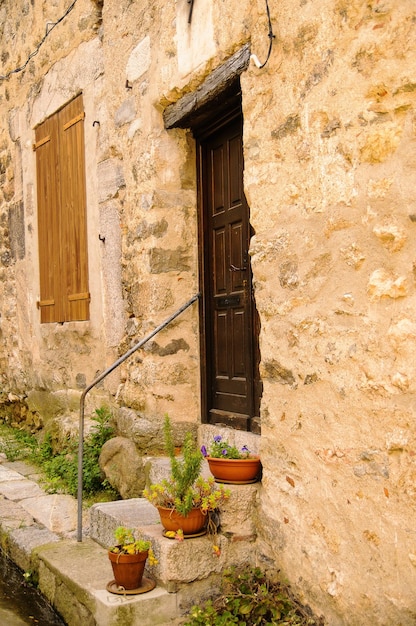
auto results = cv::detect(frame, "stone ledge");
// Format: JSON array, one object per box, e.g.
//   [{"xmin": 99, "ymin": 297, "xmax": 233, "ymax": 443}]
[{"xmin": 36, "ymin": 538, "xmax": 180, "ymax": 626}]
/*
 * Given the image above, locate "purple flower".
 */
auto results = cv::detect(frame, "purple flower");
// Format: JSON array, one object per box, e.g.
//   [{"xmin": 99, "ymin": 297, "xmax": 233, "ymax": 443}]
[
  {"xmin": 214, "ymin": 435, "xmax": 222, "ymax": 443},
  {"xmin": 221, "ymin": 448, "xmax": 228, "ymax": 456},
  {"xmin": 241, "ymin": 445, "xmax": 250, "ymax": 453},
  {"xmin": 201, "ymin": 445, "xmax": 208, "ymax": 457}
]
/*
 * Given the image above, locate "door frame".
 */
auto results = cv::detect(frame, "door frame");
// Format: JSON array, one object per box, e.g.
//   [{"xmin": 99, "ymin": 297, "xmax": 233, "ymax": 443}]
[
  {"xmin": 194, "ymin": 97, "xmax": 261, "ymax": 433},
  {"xmin": 161, "ymin": 45, "xmax": 259, "ymax": 432}
]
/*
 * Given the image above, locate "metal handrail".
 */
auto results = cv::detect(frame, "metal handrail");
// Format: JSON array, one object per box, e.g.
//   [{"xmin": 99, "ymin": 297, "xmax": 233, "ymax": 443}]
[{"xmin": 77, "ymin": 292, "xmax": 201, "ymax": 541}]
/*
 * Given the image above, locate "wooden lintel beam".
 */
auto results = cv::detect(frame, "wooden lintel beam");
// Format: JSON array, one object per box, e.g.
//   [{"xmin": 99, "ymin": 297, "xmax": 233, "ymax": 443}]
[{"xmin": 163, "ymin": 43, "xmax": 251, "ymax": 129}]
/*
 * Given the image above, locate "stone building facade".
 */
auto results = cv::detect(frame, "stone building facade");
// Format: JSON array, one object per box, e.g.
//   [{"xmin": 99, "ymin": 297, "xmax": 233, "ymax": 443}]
[{"xmin": 1, "ymin": 0, "xmax": 416, "ymax": 623}]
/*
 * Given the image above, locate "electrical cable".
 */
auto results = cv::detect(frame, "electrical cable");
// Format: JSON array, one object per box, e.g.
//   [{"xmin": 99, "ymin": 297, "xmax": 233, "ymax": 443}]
[
  {"xmin": 0, "ymin": 0, "xmax": 78, "ymax": 81},
  {"xmin": 250, "ymin": 0, "xmax": 275, "ymax": 69}
]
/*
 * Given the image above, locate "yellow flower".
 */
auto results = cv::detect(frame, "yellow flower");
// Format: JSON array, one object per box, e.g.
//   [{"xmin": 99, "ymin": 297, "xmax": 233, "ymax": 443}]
[{"xmin": 212, "ymin": 544, "xmax": 221, "ymax": 557}]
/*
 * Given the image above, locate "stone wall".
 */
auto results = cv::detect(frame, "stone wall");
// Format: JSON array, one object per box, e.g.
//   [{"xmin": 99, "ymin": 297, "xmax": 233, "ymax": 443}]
[
  {"xmin": 243, "ymin": 1, "xmax": 416, "ymax": 623},
  {"xmin": 0, "ymin": 0, "xmax": 111, "ymax": 434},
  {"xmin": 0, "ymin": 0, "xmax": 415, "ymax": 623}
]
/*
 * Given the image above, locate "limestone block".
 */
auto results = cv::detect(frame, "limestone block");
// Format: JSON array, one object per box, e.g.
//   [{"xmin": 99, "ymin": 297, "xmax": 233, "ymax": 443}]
[
  {"xmin": 385, "ymin": 428, "xmax": 409, "ymax": 452},
  {"xmin": 176, "ymin": 0, "xmax": 216, "ymax": 78},
  {"xmin": 146, "ymin": 457, "xmax": 173, "ymax": 487},
  {"xmin": 8, "ymin": 108, "xmax": 23, "ymax": 142},
  {"xmin": 146, "ymin": 526, "xmax": 229, "ymax": 586},
  {"xmin": 219, "ymin": 483, "xmax": 260, "ymax": 538},
  {"xmin": 0, "ymin": 478, "xmax": 44, "ymax": 501},
  {"xmin": 126, "ymin": 36, "xmax": 151, "ymax": 83},
  {"xmin": 8, "ymin": 526, "xmax": 60, "ymax": 572},
  {"xmin": 97, "ymin": 158, "xmax": 125, "ymax": 203},
  {"xmin": 360, "ymin": 122, "xmax": 403, "ymax": 164},
  {"xmin": 390, "ymin": 372, "xmax": 409, "ymax": 391},
  {"xmin": 387, "ymin": 318, "xmax": 416, "ymax": 348},
  {"xmin": 200, "ymin": 425, "xmax": 261, "ymax": 456},
  {"xmin": 99, "ymin": 436, "xmax": 145, "ymax": 499},
  {"xmin": 114, "ymin": 96, "xmax": 136, "ymax": 127},
  {"xmin": 26, "ymin": 390, "xmax": 66, "ymax": 421},
  {"xmin": 89, "ymin": 498, "xmax": 160, "ymax": 549},
  {"xmin": 367, "ymin": 269, "xmax": 408, "ymax": 300},
  {"xmin": 373, "ymin": 224, "xmax": 407, "ymax": 252},
  {"xmin": 0, "ymin": 498, "xmax": 34, "ymax": 531},
  {"xmin": 37, "ymin": 540, "xmax": 108, "ymax": 626},
  {"xmin": 0, "ymin": 466, "xmax": 28, "ymax": 482},
  {"xmin": 31, "ymin": 38, "xmax": 104, "ymax": 124},
  {"xmin": 8, "ymin": 201, "xmax": 25, "ymax": 261},
  {"xmin": 20, "ymin": 494, "xmax": 78, "ymax": 535},
  {"xmin": 116, "ymin": 407, "xmax": 161, "ymax": 450},
  {"xmin": 92, "ymin": 586, "xmax": 179, "ymax": 626},
  {"xmin": 367, "ymin": 177, "xmax": 394, "ymax": 199},
  {"xmin": 148, "ymin": 247, "xmax": 191, "ymax": 273}
]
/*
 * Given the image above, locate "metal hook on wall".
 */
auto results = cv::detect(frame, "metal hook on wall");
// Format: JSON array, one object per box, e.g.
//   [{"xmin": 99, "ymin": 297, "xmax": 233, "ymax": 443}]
[{"xmin": 188, "ymin": 0, "xmax": 195, "ymax": 23}]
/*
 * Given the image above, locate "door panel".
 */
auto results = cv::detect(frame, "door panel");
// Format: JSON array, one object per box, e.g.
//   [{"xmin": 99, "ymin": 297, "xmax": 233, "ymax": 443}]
[{"xmin": 200, "ymin": 113, "xmax": 260, "ymax": 432}]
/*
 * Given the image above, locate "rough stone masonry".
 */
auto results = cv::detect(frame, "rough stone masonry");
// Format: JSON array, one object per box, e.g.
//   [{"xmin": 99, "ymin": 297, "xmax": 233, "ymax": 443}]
[{"xmin": 0, "ymin": 1, "xmax": 415, "ymax": 624}]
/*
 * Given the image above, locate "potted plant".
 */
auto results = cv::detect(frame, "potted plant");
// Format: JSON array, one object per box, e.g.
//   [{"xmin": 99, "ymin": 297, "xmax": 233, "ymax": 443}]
[
  {"xmin": 201, "ymin": 435, "xmax": 261, "ymax": 484},
  {"xmin": 108, "ymin": 526, "xmax": 158, "ymax": 592},
  {"xmin": 143, "ymin": 415, "xmax": 230, "ymax": 537}
]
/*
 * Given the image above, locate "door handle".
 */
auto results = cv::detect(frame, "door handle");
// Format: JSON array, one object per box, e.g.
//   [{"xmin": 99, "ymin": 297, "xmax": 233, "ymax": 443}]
[{"xmin": 229, "ymin": 264, "xmax": 247, "ymax": 272}]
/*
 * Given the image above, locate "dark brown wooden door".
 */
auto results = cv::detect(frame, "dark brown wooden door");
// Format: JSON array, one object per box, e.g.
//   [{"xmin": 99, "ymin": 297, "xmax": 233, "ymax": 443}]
[{"xmin": 199, "ymin": 113, "xmax": 260, "ymax": 432}]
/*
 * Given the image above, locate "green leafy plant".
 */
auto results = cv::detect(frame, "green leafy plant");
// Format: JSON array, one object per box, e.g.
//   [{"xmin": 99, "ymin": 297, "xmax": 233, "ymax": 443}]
[
  {"xmin": 163, "ymin": 413, "xmax": 203, "ymax": 502},
  {"xmin": 109, "ymin": 526, "xmax": 158, "ymax": 565},
  {"xmin": 0, "ymin": 407, "xmax": 117, "ymax": 501},
  {"xmin": 39, "ymin": 407, "xmax": 116, "ymax": 497},
  {"xmin": 143, "ymin": 415, "xmax": 229, "ymax": 517},
  {"xmin": 144, "ymin": 474, "xmax": 229, "ymax": 516},
  {"xmin": 0, "ymin": 426, "xmax": 38, "ymax": 462},
  {"xmin": 201, "ymin": 435, "xmax": 255, "ymax": 459},
  {"xmin": 23, "ymin": 569, "xmax": 39, "ymax": 587},
  {"xmin": 183, "ymin": 566, "xmax": 324, "ymax": 626}
]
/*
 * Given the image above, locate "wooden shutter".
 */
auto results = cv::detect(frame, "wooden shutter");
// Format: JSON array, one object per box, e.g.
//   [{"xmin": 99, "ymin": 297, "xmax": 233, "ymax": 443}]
[
  {"xmin": 35, "ymin": 115, "xmax": 61, "ymax": 323},
  {"xmin": 59, "ymin": 95, "xmax": 89, "ymax": 321},
  {"xmin": 34, "ymin": 94, "xmax": 90, "ymax": 323}
]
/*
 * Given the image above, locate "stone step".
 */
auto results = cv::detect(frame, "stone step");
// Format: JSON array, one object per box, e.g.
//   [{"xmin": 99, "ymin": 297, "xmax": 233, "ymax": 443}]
[
  {"xmin": 0, "ymin": 458, "xmax": 182, "ymax": 625},
  {"xmin": 89, "ymin": 480, "xmax": 259, "ymax": 619},
  {"xmin": 89, "ymin": 481, "xmax": 260, "ymax": 590},
  {"xmin": 0, "ymin": 454, "xmax": 260, "ymax": 625},
  {"xmin": 35, "ymin": 537, "xmax": 181, "ymax": 626}
]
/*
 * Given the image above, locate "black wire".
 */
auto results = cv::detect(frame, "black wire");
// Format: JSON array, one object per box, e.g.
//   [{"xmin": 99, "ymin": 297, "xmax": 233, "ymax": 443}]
[
  {"xmin": 256, "ymin": 0, "xmax": 275, "ymax": 69},
  {"xmin": 0, "ymin": 0, "xmax": 78, "ymax": 81},
  {"xmin": 1, "ymin": 0, "xmax": 273, "ymax": 79}
]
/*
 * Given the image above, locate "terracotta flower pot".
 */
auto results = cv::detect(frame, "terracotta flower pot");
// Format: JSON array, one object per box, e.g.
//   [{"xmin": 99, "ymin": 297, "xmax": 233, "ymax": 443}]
[
  {"xmin": 108, "ymin": 549, "xmax": 148, "ymax": 590},
  {"xmin": 157, "ymin": 506, "xmax": 206, "ymax": 535},
  {"xmin": 207, "ymin": 456, "xmax": 261, "ymax": 483}
]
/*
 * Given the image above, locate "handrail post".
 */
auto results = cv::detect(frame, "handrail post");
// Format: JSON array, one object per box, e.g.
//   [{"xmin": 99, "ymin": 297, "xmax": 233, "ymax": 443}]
[{"xmin": 77, "ymin": 292, "xmax": 201, "ymax": 541}]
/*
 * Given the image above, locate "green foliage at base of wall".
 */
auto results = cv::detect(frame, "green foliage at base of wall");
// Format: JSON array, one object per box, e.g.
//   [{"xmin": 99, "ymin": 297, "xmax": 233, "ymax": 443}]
[
  {"xmin": 0, "ymin": 407, "xmax": 118, "ymax": 501},
  {"xmin": 183, "ymin": 565, "xmax": 325, "ymax": 626}
]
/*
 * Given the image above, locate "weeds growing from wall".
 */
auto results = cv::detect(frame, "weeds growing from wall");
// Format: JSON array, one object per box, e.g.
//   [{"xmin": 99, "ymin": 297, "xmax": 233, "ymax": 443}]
[
  {"xmin": 183, "ymin": 565, "xmax": 325, "ymax": 626},
  {"xmin": 0, "ymin": 407, "xmax": 118, "ymax": 502}
]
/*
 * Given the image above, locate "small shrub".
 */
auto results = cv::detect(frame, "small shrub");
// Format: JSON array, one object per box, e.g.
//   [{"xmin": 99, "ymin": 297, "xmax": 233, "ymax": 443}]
[{"xmin": 183, "ymin": 565, "xmax": 324, "ymax": 626}]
